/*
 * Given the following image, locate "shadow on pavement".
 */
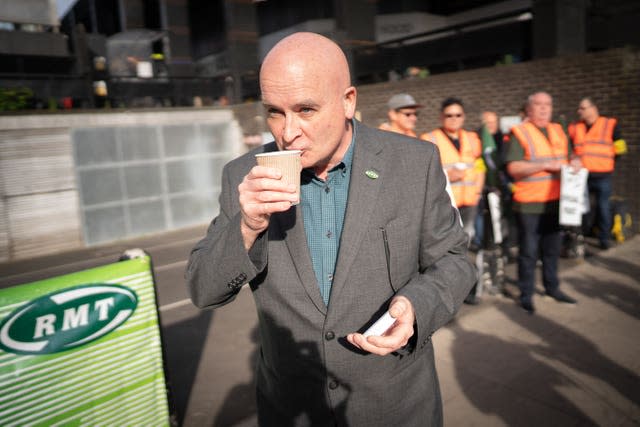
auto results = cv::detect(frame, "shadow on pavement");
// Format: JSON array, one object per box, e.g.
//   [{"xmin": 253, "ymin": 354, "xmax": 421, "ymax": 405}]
[
  {"xmin": 212, "ymin": 326, "xmax": 259, "ymax": 427},
  {"xmin": 162, "ymin": 310, "xmax": 214, "ymax": 425},
  {"xmin": 450, "ymin": 309, "xmax": 596, "ymax": 425},
  {"xmin": 565, "ymin": 255, "xmax": 640, "ymax": 320},
  {"xmin": 498, "ymin": 303, "xmax": 640, "ymax": 407},
  {"xmin": 450, "ymin": 299, "xmax": 639, "ymax": 425}
]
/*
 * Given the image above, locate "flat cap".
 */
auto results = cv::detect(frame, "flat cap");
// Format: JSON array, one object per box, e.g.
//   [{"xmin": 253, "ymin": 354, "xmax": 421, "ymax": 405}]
[{"xmin": 388, "ymin": 93, "xmax": 423, "ymax": 110}]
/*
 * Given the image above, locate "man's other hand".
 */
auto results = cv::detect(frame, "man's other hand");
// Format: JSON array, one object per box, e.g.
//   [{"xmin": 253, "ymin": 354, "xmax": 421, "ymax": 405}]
[{"xmin": 347, "ymin": 296, "xmax": 416, "ymax": 356}]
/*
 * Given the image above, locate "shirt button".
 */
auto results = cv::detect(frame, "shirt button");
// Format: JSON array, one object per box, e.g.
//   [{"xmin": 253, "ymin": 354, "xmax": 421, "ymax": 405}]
[
  {"xmin": 326, "ymin": 230, "xmax": 332, "ymax": 238},
  {"xmin": 325, "ymin": 331, "xmax": 335, "ymax": 341},
  {"xmin": 328, "ymin": 274, "xmax": 333, "ymax": 281},
  {"xmin": 329, "ymin": 380, "xmax": 339, "ymax": 390},
  {"xmin": 324, "ymin": 186, "xmax": 330, "ymax": 193}
]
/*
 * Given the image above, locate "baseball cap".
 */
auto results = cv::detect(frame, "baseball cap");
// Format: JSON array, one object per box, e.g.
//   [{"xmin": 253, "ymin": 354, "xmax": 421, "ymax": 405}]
[{"xmin": 387, "ymin": 93, "xmax": 423, "ymax": 110}]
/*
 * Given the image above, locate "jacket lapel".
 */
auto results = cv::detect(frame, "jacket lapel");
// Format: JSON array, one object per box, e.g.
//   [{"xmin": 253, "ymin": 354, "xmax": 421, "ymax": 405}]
[
  {"xmin": 330, "ymin": 124, "xmax": 385, "ymax": 305},
  {"xmin": 272, "ymin": 204, "xmax": 328, "ymax": 315},
  {"xmin": 272, "ymin": 122, "xmax": 385, "ymax": 315}
]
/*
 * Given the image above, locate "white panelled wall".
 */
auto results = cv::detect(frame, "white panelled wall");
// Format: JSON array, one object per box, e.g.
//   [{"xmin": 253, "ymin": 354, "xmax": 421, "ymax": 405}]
[{"xmin": 0, "ymin": 109, "xmax": 243, "ymax": 262}]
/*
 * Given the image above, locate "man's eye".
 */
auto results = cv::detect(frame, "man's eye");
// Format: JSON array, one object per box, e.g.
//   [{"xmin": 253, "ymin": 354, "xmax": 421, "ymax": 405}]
[
  {"xmin": 300, "ymin": 107, "xmax": 313, "ymax": 114},
  {"xmin": 267, "ymin": 108, "xmax": 283, "ymax": 117}
]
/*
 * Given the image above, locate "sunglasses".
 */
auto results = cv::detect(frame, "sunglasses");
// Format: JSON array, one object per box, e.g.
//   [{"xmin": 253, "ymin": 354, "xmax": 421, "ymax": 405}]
[
  {"xmin": 444, "ymin": 113, "xmax": 463, "ymax": 118},
  {"xmin": 398, "ymin": 111, "xmax": 419, "ymax": 117}
]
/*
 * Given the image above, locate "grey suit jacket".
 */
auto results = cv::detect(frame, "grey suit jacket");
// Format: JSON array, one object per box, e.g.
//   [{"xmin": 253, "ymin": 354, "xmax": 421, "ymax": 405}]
[{"xmin": 186, "ymin": 121, "xmax": 476, "ymax": 427}]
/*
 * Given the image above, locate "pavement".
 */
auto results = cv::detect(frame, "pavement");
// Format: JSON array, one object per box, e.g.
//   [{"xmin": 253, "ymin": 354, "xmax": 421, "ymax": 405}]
[{"xmin": 1, "ymin": 228, "xmax": 639, "ymax": 427}]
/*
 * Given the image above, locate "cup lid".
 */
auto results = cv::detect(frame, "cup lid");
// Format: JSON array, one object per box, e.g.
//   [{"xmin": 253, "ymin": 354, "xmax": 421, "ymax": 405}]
[{"xmin": 255, "ymin": 150, "xmax": 302, "ymax": 157}]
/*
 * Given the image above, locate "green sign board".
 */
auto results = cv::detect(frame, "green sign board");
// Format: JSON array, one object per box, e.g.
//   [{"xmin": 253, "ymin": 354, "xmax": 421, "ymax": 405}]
[{"xmin": 0, "ymin": 256, "xmax": 171, "ymax": 426}]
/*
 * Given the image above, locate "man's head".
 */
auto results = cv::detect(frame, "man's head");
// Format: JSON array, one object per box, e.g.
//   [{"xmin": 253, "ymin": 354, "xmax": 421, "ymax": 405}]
[
  {"xmin": 577, "ymin": 97, "xmax": 599, "ymax": 125},
  {"xmin": 260, "ymin": 32, "xmax": 357, "ymax": 175},
  {"xmin": 526, "ymin": 91, "xmax": 553, "ymax": 127},
  {"xmin": 481, "ymin": 111, "xmax": 499, "ymax": 134},
  {"xmin": 440, "ymin": 97, "xmax": 465, "ymax": 134},
  {"xmin": 386, "ymin": 93, "xmax": 422, "ymax": 133}
]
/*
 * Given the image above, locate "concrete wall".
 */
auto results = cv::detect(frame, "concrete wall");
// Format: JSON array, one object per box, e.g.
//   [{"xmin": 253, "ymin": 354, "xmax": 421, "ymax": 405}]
[{"xmin": 0, "ymin": 108, "xmax": 242, "ymax": 262}]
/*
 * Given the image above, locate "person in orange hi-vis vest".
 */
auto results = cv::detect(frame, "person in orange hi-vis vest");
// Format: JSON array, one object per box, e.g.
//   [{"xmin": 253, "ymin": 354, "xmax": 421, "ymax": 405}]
[
  {"xmin": 420, "ymin": 98, "xmax": 484, "ymax": 305},
  {"xmin": 420, "ymin": 98, "xmax": 484, "ymax": 240},
  {"xmin": 505, "ymin": 91, "xmax": 583, "ymax": 314},
  {"xmin": 568, "ymin": 97, "xmax": 627, "ymax": 250},
  {"xmin": 378, "ymin": 93, "xmax": 423, "ymax": 138}
]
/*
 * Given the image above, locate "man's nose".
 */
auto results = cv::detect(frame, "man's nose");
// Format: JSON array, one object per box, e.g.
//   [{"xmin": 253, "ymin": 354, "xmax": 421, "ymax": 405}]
[{"xmin": 282, "ymin": 114, "xmax": 301, "ymax": 143}]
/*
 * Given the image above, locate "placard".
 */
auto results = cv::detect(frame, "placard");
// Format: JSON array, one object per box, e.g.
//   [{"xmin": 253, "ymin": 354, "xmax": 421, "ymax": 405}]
[
  {"xmin": 560, "ymin": 165, "xmax": 589, "ymax": 226},
  {"xmin": 0, "ymin": 256, "xmax": 171, "ymax": 426}
]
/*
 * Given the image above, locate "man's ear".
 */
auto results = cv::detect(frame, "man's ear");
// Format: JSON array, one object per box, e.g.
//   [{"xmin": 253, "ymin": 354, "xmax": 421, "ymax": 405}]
[{"xmin": 343, "ymin": 86, "xmax": 357, "ymax": 119}]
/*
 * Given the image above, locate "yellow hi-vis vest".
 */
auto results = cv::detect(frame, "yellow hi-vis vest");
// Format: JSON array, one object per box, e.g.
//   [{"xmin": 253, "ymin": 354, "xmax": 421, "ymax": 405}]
[
  {"xmin": 421, "ymin": 128, "xmax": 482, "ymax": 207},
  {"xmin": 511, "ymin": 122, "xmax": 568, "ymax": 204},
  {"xmin": 569, "ymin": 116, "xmax": 616, "ymax": 173}
]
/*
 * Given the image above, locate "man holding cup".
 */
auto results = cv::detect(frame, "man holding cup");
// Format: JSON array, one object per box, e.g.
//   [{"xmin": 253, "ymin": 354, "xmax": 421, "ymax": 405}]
[{"xmin": 187, "ymin": 32, "xmax": 475, "ymax": 426}]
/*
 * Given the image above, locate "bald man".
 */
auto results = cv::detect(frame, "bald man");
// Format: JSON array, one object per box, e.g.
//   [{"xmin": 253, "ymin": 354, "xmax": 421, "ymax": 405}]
[
  {"xmin": 506, "ymin": 92, "xmax": 581, "ymax": 314},
  {"xmin": 187, "ymin": 32, "xmax": 475, "ymax": 426}
]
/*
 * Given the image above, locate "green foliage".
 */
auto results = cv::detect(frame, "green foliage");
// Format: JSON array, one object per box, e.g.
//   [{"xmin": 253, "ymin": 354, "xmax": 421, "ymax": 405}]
[{"xmin": 0, "ymin": 87, "xmax": 33, "ymax": 111}]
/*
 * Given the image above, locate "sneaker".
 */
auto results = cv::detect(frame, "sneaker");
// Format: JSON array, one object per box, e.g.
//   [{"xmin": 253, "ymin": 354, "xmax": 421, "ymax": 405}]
[
  {"xmin": 599, "ymin": 240, "xmax": 611, "ymax": 250},
  {"xmin": 546, "ymin": 290, "xmax": 577, "ymax": 304}
]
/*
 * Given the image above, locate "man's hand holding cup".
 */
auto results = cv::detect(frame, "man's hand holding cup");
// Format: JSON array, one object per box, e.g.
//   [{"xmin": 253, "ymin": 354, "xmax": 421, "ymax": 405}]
[{"xmin": 239, "ymin": 150, "xmax": 301, "ymax": 250}]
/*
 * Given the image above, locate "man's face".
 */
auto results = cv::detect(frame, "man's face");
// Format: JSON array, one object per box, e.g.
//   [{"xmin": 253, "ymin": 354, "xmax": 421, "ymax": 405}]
[
  {"xmin": 528, "ymin": 93, "xmax": 553, "ymax": 126},
  {"xmin": 482, "ymin": 112, "xmax": 499, "ymax": 134},
  {"xmin": 577, "ymin": 100, "xmax": 597, "ymax": 122},
  {"xmin": 260, "ymin": 65, "xmax": 356, "ymax": 172},
  {"xmin": 389, "ymin": 108, "xmax": 418, "ymax": 132},
  {"xmin": 441, "ymin": 104, "xmax": 465, "ymax": 133}
]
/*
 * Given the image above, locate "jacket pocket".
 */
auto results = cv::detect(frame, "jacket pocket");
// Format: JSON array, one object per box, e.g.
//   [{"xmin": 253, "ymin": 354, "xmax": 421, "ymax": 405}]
[{"xmin": 381, "ymin": 218, "xmax": 419, "ymax": 292}]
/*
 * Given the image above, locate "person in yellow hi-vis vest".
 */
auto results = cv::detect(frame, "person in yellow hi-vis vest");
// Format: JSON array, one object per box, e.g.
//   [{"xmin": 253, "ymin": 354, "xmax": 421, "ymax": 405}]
[
  {"xmin": 568, "ymin": 97, "xmax": 627, "ymax": 250},
  {"xmin": 421, "ymin": 98, "xmax": 485, "ymax": 305},
  {"xmin": 505, "ymin": 91, "xmax": 582, "ymax": 314}
]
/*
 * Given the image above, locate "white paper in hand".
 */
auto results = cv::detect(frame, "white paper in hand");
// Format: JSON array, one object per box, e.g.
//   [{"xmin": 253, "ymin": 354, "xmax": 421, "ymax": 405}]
[
  {"xmin": 363, "ymin": 311, "xmax": 396, "ymax": 337},
  {"xmin": 559, "ymin": 165, "xmax": 589, "ymax": 226}
]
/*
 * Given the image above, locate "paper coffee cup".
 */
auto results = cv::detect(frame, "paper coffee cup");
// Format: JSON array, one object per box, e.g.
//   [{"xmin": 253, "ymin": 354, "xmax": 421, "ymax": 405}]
[
  {"xmin": 255, "ymin": 150, "xmax": 302, "ymax": 204},
  {"xmin": 453, "ymin": 162, "xmax": 468, "ymax": 170}
]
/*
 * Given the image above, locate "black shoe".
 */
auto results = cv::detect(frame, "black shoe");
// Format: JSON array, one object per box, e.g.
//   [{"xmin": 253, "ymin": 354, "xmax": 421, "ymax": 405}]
[
  {"xmin": 546, "ymin": 290, "xmax": 577, "ymax": 304},
  {"xmin": 599, "ymin": 240, "xmax": 611, "ymax": 250},
  {"xmin": 520, "ymin": 299, "xmax": 535, "ymax": 314}
]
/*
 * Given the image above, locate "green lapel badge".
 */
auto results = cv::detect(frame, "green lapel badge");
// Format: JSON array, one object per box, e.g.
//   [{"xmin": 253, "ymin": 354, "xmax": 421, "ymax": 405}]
[{"xmin": 365, "ymin": 169, "xmax": 379, "ymax": 179}]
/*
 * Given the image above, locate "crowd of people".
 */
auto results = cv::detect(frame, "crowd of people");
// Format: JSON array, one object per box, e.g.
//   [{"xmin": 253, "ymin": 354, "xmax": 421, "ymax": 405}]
[
  {"xmin": 380, "ymin": 91, "xmax": 627, "ymax": 312},
  {"xmin": 186, "ymin": 31, "xmax": 626, "ymax": 426}
]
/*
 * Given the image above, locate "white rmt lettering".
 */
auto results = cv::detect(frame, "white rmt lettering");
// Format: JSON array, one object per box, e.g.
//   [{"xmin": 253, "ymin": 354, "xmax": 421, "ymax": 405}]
[
  {"xmin": 94, "ymin": 297, "xmax": 115, "ymax": 321},
  {"xmin": 62, "ymin": 304, "xmax": 89, "ymax": 331},
  {"xmin": 33, "ymin": 314, "xmax": 56, "ymax": 339}
]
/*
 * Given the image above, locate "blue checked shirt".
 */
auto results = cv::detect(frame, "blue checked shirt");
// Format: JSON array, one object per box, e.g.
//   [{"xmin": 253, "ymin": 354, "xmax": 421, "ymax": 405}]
[{"xmin": 301, "ymin": 135, "xmax": 354, "ymax": 305}]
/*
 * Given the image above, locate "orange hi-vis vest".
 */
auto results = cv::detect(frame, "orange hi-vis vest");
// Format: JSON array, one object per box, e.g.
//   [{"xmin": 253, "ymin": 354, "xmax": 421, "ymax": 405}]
[
  {"xmin": 421, "ymin": 128, "xmax": 482, "ymax": 207},
  {"xmin": 378, "ymin": 122, "xmax": 417, "ymax": 138},
  {"xmin": 511, "ymin": 122, "xmax": 569, "ymax": 204},
  {"xmin": 569, "ymin": 116, "xmax": 617, "ymax": 173}
]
